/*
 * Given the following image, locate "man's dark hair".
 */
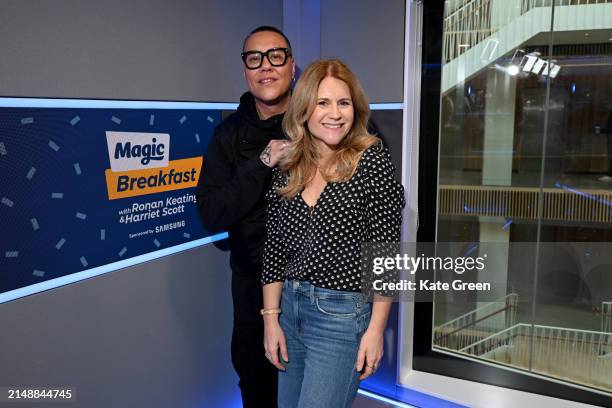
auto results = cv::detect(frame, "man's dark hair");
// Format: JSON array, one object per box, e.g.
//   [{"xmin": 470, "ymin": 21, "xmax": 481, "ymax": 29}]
[{"xmin": 242, "ymin": 26, "xmax": 292, "ymax": 51}]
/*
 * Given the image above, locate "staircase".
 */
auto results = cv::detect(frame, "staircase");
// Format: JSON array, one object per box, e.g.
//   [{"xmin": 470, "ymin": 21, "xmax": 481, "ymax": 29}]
[{"xmin": 433, "ymin": 295, "xmax": 612, "ymax": 392}]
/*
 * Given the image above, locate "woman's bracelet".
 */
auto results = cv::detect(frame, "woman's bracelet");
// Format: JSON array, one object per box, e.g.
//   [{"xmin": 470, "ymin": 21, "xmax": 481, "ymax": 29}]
[{"xmin": 260, "ymin": 308, "xmax": 282, "ymax": 315}]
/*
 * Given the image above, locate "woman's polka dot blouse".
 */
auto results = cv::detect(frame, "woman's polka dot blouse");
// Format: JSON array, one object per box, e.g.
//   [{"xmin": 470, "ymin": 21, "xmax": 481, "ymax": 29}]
[{"xmin": 262, "ymin": 142, "xmax": 406, "ymax": 292}]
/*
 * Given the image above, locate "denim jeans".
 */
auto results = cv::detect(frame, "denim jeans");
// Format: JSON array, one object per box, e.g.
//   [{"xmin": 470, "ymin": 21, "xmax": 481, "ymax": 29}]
[{"xmin": 278, "ymin": 279, "xmax": 372, "ymax": 408}]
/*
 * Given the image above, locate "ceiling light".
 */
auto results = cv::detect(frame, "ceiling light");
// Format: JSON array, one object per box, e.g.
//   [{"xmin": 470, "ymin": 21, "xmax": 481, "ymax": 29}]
[
  {"xmin": 506, "ymin": 65, "xmax": 520, "ymax": 76},
  {"xmin": 503, "ymin": 49, "xmax": 561, "ymax": 78},
  {"xmin": 549, "ymin": 64, "xmax": 561, "ymax": 78}
]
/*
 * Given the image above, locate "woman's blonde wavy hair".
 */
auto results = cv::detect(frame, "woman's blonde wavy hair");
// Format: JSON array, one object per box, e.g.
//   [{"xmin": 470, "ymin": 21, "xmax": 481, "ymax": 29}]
[{"xmin": 278, "ymin": 59, "xmax": 379, "ymax": 199}]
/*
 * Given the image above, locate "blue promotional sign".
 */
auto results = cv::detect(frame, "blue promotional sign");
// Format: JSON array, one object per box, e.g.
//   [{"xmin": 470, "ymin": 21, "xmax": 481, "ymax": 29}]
[{"xmin": 0, "ymin": 102, "xmax": 223, "ymax": 300}]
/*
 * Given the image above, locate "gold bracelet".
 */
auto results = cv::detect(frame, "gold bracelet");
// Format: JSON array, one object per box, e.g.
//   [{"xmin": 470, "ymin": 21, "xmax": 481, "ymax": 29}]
[{"xmin": 260, "ymin": 308, "xmax": 281, "ymax": 315}]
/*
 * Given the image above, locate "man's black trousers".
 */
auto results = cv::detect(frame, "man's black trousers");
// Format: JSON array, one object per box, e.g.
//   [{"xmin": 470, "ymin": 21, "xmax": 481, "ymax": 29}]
[{"xmin": 231, "ymin": 271, "xmax": 278, "ymax": 408}]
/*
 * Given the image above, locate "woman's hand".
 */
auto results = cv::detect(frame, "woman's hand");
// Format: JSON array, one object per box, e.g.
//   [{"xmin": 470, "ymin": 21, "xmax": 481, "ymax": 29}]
[
  {"xmin": 263, "ymin": 317, "xmax": 289, "ymax": 371},
  {"xmin": 355, "ymin": 328, "xmax": 384, "ymax": 380}
]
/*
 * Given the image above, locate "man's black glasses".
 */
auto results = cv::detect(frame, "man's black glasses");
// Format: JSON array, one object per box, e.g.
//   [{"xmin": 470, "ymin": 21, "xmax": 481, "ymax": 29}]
[{"xmin": 241, "ymin": 48, "xmax": 292, "ymax": 70}]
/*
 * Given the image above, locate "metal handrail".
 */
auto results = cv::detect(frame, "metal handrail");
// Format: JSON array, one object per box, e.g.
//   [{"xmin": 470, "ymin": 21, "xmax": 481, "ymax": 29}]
[
  {"xmin": 435, "ymin": 293, "xmax": 518, "ymax": 328},
  {"xmin": 433, "ymin": 294, "xmax": 518, "ymax": 348}
]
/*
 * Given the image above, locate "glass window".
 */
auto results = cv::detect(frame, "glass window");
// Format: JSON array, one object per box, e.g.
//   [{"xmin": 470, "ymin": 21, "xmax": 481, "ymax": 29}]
[{"xmin": 432, "ymin": 0, "xmax": 612, "ymax": 396}]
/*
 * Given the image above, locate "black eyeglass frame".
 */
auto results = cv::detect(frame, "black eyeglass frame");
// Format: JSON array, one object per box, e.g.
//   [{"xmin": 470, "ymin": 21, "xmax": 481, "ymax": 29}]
[{"xmin": 241, "ymin": 47, "xmax": 292, "ymax": 70}]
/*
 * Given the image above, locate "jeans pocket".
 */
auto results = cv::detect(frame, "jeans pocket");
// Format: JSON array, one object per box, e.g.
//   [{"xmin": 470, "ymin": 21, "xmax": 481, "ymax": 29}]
[
  {"xmin": 355, "ymin": 302, "xmax": 372, "ymax": 335},
  {"xmin": 315, "ymin": 295, "xmax": 358, "ymax": 319}
]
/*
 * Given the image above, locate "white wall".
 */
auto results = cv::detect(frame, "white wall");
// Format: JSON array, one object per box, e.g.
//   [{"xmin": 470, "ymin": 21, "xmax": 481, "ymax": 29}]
[{"xmin": 0, "ymin": 0, "xmax": 283, "ymax": 101}]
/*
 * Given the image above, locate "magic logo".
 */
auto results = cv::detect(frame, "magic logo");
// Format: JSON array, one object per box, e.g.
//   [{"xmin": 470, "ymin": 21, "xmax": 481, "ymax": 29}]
[
  {"xmin": 104, "ymin": 131, "xmax": 202, "ymax": 200},
  {"xmin": 114, "ymin": 137, "xmax": 166, "ymax": 166}
]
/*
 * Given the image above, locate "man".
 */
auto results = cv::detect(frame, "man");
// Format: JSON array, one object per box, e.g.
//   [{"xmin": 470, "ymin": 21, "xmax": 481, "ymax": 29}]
[{"xmin": 196, "ymin": 26, "xmax": 294, "ymax": 407}]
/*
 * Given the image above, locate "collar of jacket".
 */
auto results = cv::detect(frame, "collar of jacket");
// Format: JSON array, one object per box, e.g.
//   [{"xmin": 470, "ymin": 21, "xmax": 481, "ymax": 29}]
[{"xmin": 237, "ymin": 91, "xmax": 286, "ymax": 133}]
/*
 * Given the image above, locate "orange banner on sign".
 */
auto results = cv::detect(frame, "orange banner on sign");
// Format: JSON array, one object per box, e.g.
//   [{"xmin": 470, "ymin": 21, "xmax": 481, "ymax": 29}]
[{"xmin": 105, "ymin": 156, "xmax": 202, "ymax": 200}]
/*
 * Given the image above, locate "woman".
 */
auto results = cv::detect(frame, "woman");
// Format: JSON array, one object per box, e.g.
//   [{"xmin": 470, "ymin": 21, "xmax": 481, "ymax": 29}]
[{"xmin": 260, "ymin": 59, "xmax": 405, "ymax": 408}]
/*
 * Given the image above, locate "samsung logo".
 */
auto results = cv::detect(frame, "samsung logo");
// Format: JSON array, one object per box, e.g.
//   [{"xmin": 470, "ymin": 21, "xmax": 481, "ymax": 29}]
[{"xmin": 106, "ymin": 131, "xmax": 170, "ymax": 172}]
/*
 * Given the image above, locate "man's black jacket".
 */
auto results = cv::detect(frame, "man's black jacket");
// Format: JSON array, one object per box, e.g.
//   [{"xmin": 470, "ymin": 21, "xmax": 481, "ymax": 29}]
[{"xmin": 196, "ymin": 92, "xmax": 285, "ymax": 276}]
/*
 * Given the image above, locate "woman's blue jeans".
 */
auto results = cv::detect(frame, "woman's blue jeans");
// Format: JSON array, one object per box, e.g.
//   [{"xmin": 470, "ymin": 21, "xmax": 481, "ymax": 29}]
[{"xmin": 278, "ymin": 279, "xmax": 372, "ymax": 408}]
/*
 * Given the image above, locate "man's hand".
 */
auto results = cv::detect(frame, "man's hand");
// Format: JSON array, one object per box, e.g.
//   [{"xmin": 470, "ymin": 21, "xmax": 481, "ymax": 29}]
[{"xmin": 260, "ymin": 139, "xmax": 290, "ymax": 168}]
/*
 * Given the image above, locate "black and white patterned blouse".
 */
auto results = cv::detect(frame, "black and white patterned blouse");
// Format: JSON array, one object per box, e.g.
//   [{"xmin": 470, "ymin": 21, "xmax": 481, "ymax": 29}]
[{"xmin": 262, "ymin": 142, "xmax": 405, "ymax": 292}]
